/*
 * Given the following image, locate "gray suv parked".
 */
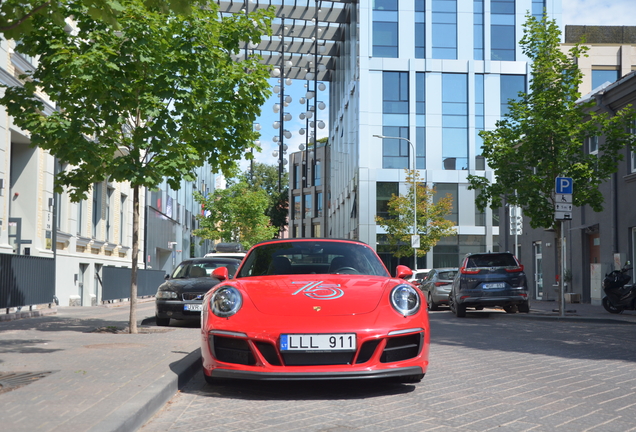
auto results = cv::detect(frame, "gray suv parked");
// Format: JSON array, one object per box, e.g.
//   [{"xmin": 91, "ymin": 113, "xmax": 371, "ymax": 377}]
[{"xmin": 449, "ymin": 252, "xmax": 529, "ymax": 317}]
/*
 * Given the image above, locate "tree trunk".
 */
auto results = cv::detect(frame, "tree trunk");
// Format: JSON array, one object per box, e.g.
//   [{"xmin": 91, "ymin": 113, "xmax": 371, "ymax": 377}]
[{"xmin": 129, "ymin": 184, "xmax": 140, "ymax": 334}]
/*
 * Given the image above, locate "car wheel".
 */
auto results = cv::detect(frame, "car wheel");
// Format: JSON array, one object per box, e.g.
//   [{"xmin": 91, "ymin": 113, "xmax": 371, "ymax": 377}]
[
  {"xmin": 518, "ymin": 301, "xmax": 530, "ymax": 313},
  {"xmin": 156, "ymin": 316, "xmax": 170, "ymax": 326},
  {"xmin": 398, "ymin": 373, "xmax": 424, "ymax": 384},
  {"xmin": 427, "ymin": 293, "xmax": 439, "ymax": 311},
  {"xmin": 503, "ymin": 305, "xmax": 518, "ymax": 314},
  {"xmin": 450, "ymin": 293, "xmax": 466, "ymax": 317}
]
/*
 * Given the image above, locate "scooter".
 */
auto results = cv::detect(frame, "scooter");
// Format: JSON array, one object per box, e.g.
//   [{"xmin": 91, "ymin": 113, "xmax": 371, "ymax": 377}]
[{"xmin": 602, "ymin": 261, "xmax": 636, "ymax": 314}]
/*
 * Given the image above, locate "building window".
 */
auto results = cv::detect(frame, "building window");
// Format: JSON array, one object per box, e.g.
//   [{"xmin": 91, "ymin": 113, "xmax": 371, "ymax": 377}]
[
  {"xmin": 120, "ymin": 194, "xmax": 127, "ymax": 245},
  {"xmin": 373, "ymin": 0, "xmax": 399, "ymax": 58},
  {"xmin": 315, "ymin": 192, "xmax": 323, "ymax": 217},
  {"xmin": 377, "ymin": 182, "xmax": 399, "ymax": 220},
  {"xmin": 293, "ymin": 164, "xmax": 300, "ymax": 189},
  {"xmin": 442, "ymin": 73, "xmax": 468, "ymax": 170},
  {"xmin": 304, "ymin": 194, "xmax": 312, "ymax": 218},
  {"xmin": 474, "ymin": 0, "xmax": 484, "ymax": 60},
  {"xmin": 491, "ymin": 0, "xmax": 515, "ymax": 61},
  {"xmin": 500, "ymin": 75, "xmax": 525, "ymax": 117},
  {"xmin": 474, "ymin": 189, "xmax": 486, "ymax": 226},
  {"xmin": 433, "ymin": 183, "xmax": 458, "ymax": 223},
  {"xmin": 586, "ymin": 136, "xmax": 599, "ymax": 155},
  {"xmin": 432, "ymin": 0, "xmax": 457, "ymax": 59},
  {"xmin": 314, "ymin": 162, "xmax": 322, "ymax": 186},
  {"xmin": 313, "ymin": 224, "xmax": 321, "ymax": 237},
  {"xmin": 293, "ymin": 195, "xmax": 301, "ymax": 220},
  {"xmin": 92, "ymin": 182, "xmax": 102, "ymax": 238},
  {"xmin": 475, "ymin": 74, "xmax": 485, "ymax": 169},
  {"xmin": 415, "ymin": 72, "xmax": 426, "ymax": 169},
  {"xmin": 106, "ymin": 187, "xmax": 114, "ymax": 242},
  {"xmin": 592, "ymin": 69, "xmax": 619, "ymax": 90},
  {"xmin": 532, "ymin": 0, "xmax": 545, "ymax": 19},
  {"xmin": 415, "ymin": 0, "xmax": 425, "ymax": 58},
  {"xmin": 383, "ymin": 72, "xmax": 410, "ymax": 169}
]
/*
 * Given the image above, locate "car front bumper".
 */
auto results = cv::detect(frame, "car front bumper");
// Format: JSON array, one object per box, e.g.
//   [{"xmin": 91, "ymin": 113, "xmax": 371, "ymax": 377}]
[{"xmin": 156, "ymin": 300, "xmax": 202, "ymax": 321}]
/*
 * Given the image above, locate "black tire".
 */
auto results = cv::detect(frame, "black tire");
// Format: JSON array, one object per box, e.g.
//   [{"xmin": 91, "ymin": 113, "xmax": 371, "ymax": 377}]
[
  {"xmin": 518, "ymin": 301, "xmax": 530, "ymax": 313},
  {"xmin": 398, "ymin": 373, "xmax": 424, "ymax": 384},
  {"xmin": 155, "ymin": 316, "xmax": 170, "ymax": 326},
  {"xmin": 427, "ymin": 293, "xmax": 439, "ymax": 311},
  {"xmin": 203, "ymin": 373, "xmax": 216, "ymax": 385},
  {"xmin": 503, "ymin": 305, "xmax": 518, "ymax": 314},
  {"xmin": 602, "ymin": 296, "xmax": 622, "ymax": 314},
  {"xmin": 449, "ymin": 293, "xmax": 466, "ymax": 317}
]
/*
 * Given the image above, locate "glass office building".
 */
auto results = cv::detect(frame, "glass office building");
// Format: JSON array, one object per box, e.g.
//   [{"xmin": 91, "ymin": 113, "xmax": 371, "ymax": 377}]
[{"xmin": 326, "ymin": 0, "xmax": 560, "ymax": 270}]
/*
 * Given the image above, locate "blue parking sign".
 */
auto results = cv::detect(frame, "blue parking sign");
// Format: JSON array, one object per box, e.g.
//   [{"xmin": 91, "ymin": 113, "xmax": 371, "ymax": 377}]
[{"xmin": 555, "ymin": 177, "xmax": 573, "ymax": 194}]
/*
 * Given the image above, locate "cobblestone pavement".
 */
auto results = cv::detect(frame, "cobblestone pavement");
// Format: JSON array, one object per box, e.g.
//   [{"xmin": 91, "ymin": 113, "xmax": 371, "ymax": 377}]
[{"xmin": 142, "ymin": 308, "xmax": 636, "ymax": 432}]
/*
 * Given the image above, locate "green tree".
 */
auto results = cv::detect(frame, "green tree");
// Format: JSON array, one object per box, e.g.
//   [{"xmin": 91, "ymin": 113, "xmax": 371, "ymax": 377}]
[
  {"xmin": 468, "ymin": 14, "xmax": 636, "ymax": 230},
  {"xmin": 0, "ymin": 0, "xmax": 201, "ymax": 38},
  {"xmin": 0, "ymin": 0, "xmax": 274, "ymax": 332},
  {"xmin": 376, "ymin": 170, "xmax": 456, "ymax": 260},
  {"xmin": 235, "ymin": 162, "xmax": 289, "ymax": 237},
  {"xmin": 193, "ymin": 181, "xmax": 277, "ymax": 249}
]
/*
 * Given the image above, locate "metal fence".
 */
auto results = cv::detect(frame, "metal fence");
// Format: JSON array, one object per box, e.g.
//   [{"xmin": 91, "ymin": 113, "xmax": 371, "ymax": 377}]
[
  {"xmin": 0, "ymin": 254, "xmax": 55, "ymax": 309},
  {"xmin": 102, "ymin": 267, "xmax": 166, "ymax": 301}
]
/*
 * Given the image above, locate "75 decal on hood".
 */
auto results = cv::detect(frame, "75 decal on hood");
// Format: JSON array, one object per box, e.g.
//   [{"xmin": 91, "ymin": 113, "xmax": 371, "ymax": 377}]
[{"xmin": 292, "ymin": 281, "xmax": 344, "ymax": 300}]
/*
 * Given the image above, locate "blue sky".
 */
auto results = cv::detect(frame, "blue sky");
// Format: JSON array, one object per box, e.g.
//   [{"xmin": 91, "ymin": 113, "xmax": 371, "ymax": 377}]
[{"xmin": 240, "ymin": 0, "xmax": 635, "ymax": 173}]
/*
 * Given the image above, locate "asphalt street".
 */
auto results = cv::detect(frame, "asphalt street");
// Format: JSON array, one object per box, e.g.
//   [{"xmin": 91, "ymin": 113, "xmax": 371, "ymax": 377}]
[{"xmin": 142, "ymin": 308, "xmax": 636, "ymax": 432}]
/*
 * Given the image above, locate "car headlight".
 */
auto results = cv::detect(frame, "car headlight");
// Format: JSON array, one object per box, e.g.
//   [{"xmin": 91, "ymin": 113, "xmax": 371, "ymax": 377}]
[
  {"xmin": 211, "ymin": 286, "xmax": 243, "ymax": 317},
  {"xmin": 156, "ymin": 290, "xmax": 178, "ymax": 299},
  {"xmin": 390, "ymin": 284, "xmax": 421, "ymax": 316}
]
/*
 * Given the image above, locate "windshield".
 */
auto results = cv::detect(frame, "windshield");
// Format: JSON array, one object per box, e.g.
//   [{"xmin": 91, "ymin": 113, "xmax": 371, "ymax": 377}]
[
  {"xmin": 236, "ymin": 241, "xmax": 389, "ymax": 277},
  {"xmin": 171, "ymin": 259, "xmax": 241, "ymax": 279}
]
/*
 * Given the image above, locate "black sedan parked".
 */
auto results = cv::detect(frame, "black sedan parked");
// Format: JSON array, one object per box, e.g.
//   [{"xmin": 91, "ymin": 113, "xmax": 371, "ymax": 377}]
[{"xmin": 155, "ymin": 257, "xmax": 243, "ymax": 326}]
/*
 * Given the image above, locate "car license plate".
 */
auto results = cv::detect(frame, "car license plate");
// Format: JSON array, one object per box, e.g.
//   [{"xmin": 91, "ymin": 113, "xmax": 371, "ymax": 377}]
[
  {"xmin": 184, "ymin": 304, "xmax": 202, "ymax": 312},
  {"xmin": 483, "ymin": 282, "xmax": 506, "ymax": 289},
  {"xmin": 280, "ymin": 333, "xmax": 356, "ymax": 351}
]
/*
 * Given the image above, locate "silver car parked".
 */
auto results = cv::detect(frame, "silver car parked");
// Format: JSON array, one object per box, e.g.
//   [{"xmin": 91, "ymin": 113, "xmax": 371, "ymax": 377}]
[{"xmin": 419, "ymin": 268, "xmax": 458, "ymax": 311}]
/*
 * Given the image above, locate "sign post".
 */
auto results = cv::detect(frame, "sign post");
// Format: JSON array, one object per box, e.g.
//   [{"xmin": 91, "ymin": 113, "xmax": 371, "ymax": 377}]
[{"xmin": 555, "ymin": 177, "xmax": 573, "ymax": 317}]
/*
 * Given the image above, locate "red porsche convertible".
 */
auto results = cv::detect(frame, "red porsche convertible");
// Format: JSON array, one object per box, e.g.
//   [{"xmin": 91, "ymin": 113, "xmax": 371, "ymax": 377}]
[{"xmin": 201, "ymin": 238, "xmax": 430, "ymax": 383}]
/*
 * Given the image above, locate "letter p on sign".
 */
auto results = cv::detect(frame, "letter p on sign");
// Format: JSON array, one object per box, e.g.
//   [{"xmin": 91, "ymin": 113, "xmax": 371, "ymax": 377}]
[{"xmin": 555, "ymin": 177, "xmax": 573, "ymax": 195}]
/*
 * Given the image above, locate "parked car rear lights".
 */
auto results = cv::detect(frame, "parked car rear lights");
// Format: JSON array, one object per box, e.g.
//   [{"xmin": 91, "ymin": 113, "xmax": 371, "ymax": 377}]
[
  {"xmin": 434, "ymin": 282, "xmax": 448, "ymax": 286},
  {"xmin": 460, "ymin": 267, "xmax": 481, "ymax": 274},
  {"xmin": 505, "ymin": 265, "xmax": 524, "ymax": 273}
]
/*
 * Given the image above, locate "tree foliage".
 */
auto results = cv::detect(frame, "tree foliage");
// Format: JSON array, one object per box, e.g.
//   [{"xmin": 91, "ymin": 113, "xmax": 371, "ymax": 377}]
[
  {"xmin": 468, "ymin": 14, "xmax": 636, "ymax": 230},
  {"xmin": 0, "ymin": 0, "xmax": 203, "ymax": 38},
  {"xmin": 0, "ymin": 0, "xmax": 274, "ymax": 331},
  {"xmin": 376, "ymin": 170, "xmax": 456, "ymax": 258},
  {"xmin": 235, "ymin": 162, "xmax": 289, "ymax": 237},
  {"xmin": 193, "ymin": 181, "xmax": 277, "ymax": 249}
]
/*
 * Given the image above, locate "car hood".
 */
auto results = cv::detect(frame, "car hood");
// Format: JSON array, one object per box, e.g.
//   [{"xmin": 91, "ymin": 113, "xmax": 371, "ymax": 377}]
[
  {"xmin": 159, "ymin": 277, "xmax": 221, "ymax": 293},
  {"xmin": 236, "ymin": 275, "xmax": 399, "ymax": 316}
]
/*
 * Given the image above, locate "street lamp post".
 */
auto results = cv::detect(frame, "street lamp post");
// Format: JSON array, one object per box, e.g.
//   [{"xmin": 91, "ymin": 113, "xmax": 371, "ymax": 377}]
[{"xmin": 373, "ymin": 134, "xmax": 418, "ymax": 271}]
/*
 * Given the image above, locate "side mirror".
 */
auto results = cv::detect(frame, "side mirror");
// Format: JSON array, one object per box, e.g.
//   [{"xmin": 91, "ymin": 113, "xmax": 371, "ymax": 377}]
[
  {"xmin": 164, "ymin": 274, "xmax": 170, "ymax": 280},
  {"xmin": 395, "ymin": 265, "xmax": 413, "ymax": 279},
  {"xmin": 212, "ymin": 266, "xmax": 229, "ymax": 281}
]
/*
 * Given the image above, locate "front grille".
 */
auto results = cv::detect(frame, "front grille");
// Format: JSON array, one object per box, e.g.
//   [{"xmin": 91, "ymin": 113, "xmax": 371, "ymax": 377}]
[
  {"xmin": 211, "ymin": 336, "xmax": 255, "ymax": 365},
  {"xmin": 281, "ymin": 351, "xmax": 355, "ymax": 366},
  {"xmin": 255, "ymin": 342, "xmax": 282, "ymax": 366},
  {"xmin": 380, "ymin": 333, "xmax": 422, "ymax": 363},
  {"xmin": 355, "ymin": 340, "xmax": 381, "ymax": 364},
  {"xmin": 182, "ymin": 292, "xmax": 205, "ymax": 301}
]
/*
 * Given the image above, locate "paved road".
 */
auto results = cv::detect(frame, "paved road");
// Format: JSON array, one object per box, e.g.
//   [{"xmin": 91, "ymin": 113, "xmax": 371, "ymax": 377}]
[{"xmin": 142, "ymin": 309, "xmax": 636, "ymax": 432}]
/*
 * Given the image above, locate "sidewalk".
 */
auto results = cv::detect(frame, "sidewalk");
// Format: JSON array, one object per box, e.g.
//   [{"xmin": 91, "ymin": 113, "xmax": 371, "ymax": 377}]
[
  {"xmin": 0, "ymin": 300, "xmax": 201, "ymax": 432},
  {"xmin": 1, "ymin": 298, "xmax": 636, "ymax": 432}
]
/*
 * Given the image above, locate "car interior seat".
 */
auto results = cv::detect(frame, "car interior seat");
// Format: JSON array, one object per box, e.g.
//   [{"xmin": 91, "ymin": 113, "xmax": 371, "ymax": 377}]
[
  {"xmin": 189, "ymin": 266, "xmax": 207, "ymax": 278},
  {"xmin": 268, "ymin": 256, "xmax": 292, "ymax": 275}
]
